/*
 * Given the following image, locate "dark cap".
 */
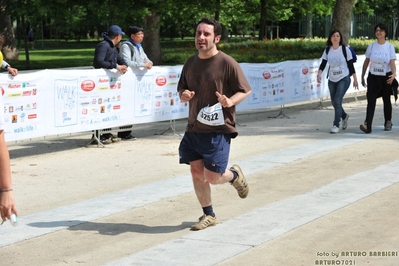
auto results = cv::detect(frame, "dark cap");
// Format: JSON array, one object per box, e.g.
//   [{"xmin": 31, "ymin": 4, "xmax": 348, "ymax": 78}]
[
  {"xmin": 127, "ymin": 26, "xmax": 144, "ymax": 36},
  {"xmin": 108, "ymin": 25, "xmax": 125, "ymax": 36}
]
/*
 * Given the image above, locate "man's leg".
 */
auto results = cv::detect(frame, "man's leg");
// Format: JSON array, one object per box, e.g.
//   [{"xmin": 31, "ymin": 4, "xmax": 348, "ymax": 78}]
[
  {"xmin": 190, "ymin": 159, "xmax": 216, "ymax": 231},
  {"xmin": 190, "ymin": 159, "xmax": 211, "ymax": 208}
]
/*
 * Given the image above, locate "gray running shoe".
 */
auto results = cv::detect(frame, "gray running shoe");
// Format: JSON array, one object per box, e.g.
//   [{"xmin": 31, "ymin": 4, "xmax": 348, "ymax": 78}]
[
  {"xmin": 359, "ymin": 123, "xmax": 370, "ymax": 133},
  {"xmin": 230, "ymin": 164, "xmax": 249, "ymax": 198},
  {"xmin": 384, "ymin": 121, "xmax": 392, "ymax": 131},
  {"xmin": 342, "ymin": 114, "xmax": 349, "ymax": 130},
  {"xmin": 190, "ymin": 214, "xmax": 216, "ymax": 231}
]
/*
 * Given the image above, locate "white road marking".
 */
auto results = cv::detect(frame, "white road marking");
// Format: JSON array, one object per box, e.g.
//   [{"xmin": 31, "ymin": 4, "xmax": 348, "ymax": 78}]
[
  {"xmin": 105, "ymin": 160, "xmax": 399, "ymax": 265},
  {"xmin": 0, "ymin": 130, "xmax": 388, "ymax": 251}
]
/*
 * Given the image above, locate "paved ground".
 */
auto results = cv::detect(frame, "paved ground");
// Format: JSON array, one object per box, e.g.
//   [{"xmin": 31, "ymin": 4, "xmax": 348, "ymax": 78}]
[{"xmin": 1, "ymin": 93, "xmax": 399, "ymax": 266}]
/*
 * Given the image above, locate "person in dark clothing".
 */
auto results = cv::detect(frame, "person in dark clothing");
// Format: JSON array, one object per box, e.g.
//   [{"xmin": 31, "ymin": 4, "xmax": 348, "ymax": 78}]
[
  {"xmin": 92, "ymin": 25, "xmax": 128, "ymax": 144},
  {"xmin": 360, "ymin": 23, "xmax": 397, "ymax": 133},
  {"xmin": 93, "ymin": 25, "xmax": 128, "ymax": 72}
]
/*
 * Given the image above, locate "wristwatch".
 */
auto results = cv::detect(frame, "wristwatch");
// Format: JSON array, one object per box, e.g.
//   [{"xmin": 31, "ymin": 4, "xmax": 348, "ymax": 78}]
[{"xmin": 4, "ymin": 65, "xmax": 10, "ymax": 70}]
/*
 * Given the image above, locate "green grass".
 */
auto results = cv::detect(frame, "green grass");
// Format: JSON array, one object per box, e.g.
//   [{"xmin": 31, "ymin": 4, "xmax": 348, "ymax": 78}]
[
  {"xmin": 15, "ymin": 48, "xmax": 95, "ymax": 70},
  {"xmin": 6, "ymin": 38, "xmax": 399, "ymax": 71}
]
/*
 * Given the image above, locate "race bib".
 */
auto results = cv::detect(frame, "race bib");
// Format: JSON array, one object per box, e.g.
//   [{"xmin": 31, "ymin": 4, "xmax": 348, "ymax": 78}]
[
  {"xmin": 197, "ymin": 103, "xmax": 225, "ymax": 126},
  {"xmin": 330, "ymin": 66, "xmax": 344, "ymax": 79},
  {"xmin": 370, "ymin": 63, "xmax": 386, "ymax": 76}
]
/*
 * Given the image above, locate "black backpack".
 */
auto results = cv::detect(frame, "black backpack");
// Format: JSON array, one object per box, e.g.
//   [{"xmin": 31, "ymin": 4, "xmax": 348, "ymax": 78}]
[{"xmin": 326, "ymin": 45, "xmax": 357, "ymax": 62}]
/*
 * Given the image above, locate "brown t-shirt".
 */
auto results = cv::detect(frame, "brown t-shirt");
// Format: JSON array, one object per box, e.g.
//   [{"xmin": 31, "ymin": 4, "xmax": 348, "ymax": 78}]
[{"xmin": 177, "ymin": 51, "xmax": 251, "ymax": 138}]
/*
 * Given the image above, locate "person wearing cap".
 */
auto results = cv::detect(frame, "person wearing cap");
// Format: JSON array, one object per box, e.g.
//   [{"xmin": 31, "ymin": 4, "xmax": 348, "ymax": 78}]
[
  {"xmin": 116, "ymin": 26, "xmax": 153, "ymax": 140},
  {"xmin": 93, "ymin": 25, "xmax": 128, "ymax": 73},
  {"xmin": 93, "ymin": 25, "xmax": 128, "ymax": 144}
]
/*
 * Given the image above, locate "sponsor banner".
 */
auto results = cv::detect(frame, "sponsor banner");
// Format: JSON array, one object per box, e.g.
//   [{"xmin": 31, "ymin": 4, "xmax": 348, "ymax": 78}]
[
  {"xmin": 0, "ymin": 57, "xmax": 372, "ymax": 142},
  {"xmin": 0, "ymin": 70, "xmax": 45, "ymax": 140}
]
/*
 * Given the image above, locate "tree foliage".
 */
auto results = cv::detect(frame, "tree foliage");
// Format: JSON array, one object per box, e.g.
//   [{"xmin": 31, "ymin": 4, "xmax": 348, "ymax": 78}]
[{"xmin": 0, "ymin": 0, "xmax": 393, "ymax": 67}]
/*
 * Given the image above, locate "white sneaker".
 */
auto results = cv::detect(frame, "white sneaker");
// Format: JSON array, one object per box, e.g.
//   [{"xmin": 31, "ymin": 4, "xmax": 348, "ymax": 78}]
[
  {"xmin": 342, "ymin": 114, "xmax": 349, "ymax": 130},
  {"xmin": 330, "ymin": 125, "xmax": 340, "ymax": 134}
]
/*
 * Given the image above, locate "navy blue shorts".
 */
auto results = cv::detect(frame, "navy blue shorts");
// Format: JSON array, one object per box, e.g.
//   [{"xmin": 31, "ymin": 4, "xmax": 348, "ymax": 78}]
[{"xmin": 179, "ymin": 132, "xmax": 231, "ymax": 173}]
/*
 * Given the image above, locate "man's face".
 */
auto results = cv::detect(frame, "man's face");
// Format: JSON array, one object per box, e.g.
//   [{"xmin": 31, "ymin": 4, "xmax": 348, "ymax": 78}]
[
  {"xmin": 131, "ymin": 31, "xmax": 144, "ymax": 44},
  {"xmin": 195, "ymin": 23, "xmax": 220, "ymax": 52}
]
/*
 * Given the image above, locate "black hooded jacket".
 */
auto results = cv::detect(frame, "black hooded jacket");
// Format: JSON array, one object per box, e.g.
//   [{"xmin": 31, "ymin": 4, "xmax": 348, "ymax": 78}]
[{"xmin": 93, "ymin": 33, "xmax": 127, "ymax": 69}]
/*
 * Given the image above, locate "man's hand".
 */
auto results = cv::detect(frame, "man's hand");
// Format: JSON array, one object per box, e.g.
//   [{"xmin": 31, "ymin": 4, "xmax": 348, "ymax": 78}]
[
  {"xmin": 7, "ymin": 66, "xmax": 18, "ymax": 77},
  {"xmin": 215, "ymin": 91, "xmax": 234, "ymax": 108},
  {"xmin": 117, "ymin": 64, "xmax": 128, "ymax": 74},
  {"xmin": 180, "ymin": 90, "xmax": 195, "ymax": 103}
]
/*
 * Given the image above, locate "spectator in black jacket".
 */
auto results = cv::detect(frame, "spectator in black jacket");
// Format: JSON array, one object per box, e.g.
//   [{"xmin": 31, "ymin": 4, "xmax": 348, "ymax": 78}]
[
  {"xmin": 94, "ymin": 25, "xmax": 128, "ymax": 73},
  {"xmin": 92, "ymin": 25, "xmax": 128, "ymax": 144}
]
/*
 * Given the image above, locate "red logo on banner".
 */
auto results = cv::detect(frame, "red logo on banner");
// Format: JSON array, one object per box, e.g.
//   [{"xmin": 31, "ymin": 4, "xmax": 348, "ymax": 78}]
[
  {"xmin": 0, "ymin": 86, "xmax": 4, "ymax": 96},
  {"xmin": 156, "ymin": 76, "xmax": 167, "ymax": 86},
  {"xmin": 81, "ymin": 80, "xmax": 95, "ymax": 92},
  {"xmin": 8, "ymin": 84, "xmax": 21, "ymax": 89},
  {"xmin": 262, "ymin": 71, "xmax": 271, "ymax": 79},
  {"xmin": 302, "ymin": 67, "xmax": 309, "ymax": 75},
  {"xmin": 28, "ymin": 114, "xmax": 37, "ymax": 119},
  {"xmin": 113, "ymin": 105, "xmax": 120, "ymax": 110}
]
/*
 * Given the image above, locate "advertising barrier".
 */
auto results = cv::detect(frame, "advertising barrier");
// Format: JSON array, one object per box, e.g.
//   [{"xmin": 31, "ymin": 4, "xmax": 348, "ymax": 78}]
[{"xmin": 0, "ymin": 55, "xmax": 374, "ymax": 142}]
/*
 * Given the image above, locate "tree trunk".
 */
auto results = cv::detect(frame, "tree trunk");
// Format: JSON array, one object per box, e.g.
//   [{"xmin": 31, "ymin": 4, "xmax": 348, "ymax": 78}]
[
  {"xmin": 143, "ymin": 10, "xmax": 162, "ymax": 65},
  {"xmin": 331, "ymin": 0, "xmax": 355, "ymax": 45},
  {"xmin": 0, "ymin": 14, "xmax": 19, "ymax": 60},
  {"xmin": 258, "ymin": 0, "xmax": 267, "ymax": 40},
  {"xmin": 305, "ymin": 13, "xmax": 313, "ymax": 38}
]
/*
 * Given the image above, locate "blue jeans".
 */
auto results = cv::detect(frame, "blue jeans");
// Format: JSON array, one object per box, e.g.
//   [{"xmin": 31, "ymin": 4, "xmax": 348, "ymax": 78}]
[{"xmin": 328, "ymin": 75, "xmax": 350, "ymax": 127}]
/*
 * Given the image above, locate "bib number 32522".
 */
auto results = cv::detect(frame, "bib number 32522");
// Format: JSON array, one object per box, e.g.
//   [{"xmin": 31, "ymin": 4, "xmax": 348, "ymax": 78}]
[{"xmin": 197, "ymin": 103, "xmax": 225, "ymax": 126}]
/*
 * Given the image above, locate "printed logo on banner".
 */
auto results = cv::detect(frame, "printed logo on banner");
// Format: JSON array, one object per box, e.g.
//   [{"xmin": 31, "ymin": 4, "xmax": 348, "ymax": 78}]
[
  {"xmin": 54, "ymin": 79, "xmax": 78, "ymax": 127},
  {"xmin": 155, "ymin": 76, "xmax": 167, "ymax": 86},
  {"xmin": 99, "ymin": 78, "xmax": 110, "ymax": 83},
  {"xmin": 8, "ymin": 84, "xmax": 21, "ymax": 89},
  {"xmin": 81, "ymin": 80, "xmax": 95, "ymax": 92},
  {"xmin": 262, "ymin": 71, "xmax": 271, "ymax": 79}
]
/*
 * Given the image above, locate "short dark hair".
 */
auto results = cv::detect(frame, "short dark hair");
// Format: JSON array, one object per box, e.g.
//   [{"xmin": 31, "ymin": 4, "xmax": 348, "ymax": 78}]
[
  {"xmin": 196, "ymin": 17, "xmax": 222, "ymax": 36},
  {"xmin": 127, "ymin": 26, "xmax": 144, "ymax": 37},
  {"xmin": 326, "ymin": 29, "xmax": 343, "ymax": 46},
  {"xmin": 375, "ymin": 23, "xmax": 389, "ymax": 37}
]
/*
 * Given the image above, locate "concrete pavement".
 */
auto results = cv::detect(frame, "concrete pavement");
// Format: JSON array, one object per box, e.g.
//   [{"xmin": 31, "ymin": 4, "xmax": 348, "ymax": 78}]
[{"xmin": 1, "ymin": 93, "xmax": 399, "ymax": 266}]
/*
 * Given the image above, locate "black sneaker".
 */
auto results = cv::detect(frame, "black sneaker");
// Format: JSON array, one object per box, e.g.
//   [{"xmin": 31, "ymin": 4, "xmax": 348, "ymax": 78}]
[
  {"xmin": 359, "ymin": 123, "xmax": 370, "ymax": 134},
  {"xmin": 384, "ymin": 121, "xmax": 392, "ymax": 131}
]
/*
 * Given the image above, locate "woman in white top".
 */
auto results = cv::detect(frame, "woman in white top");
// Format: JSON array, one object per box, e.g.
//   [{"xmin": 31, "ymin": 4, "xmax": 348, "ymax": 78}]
[
  {"xmin": 360, "ymin": 23, "xmax": 397, "ymax": 133},
  {"xmin": 317, "ymin": 30, "xmax": 359, "ymax": 133}
]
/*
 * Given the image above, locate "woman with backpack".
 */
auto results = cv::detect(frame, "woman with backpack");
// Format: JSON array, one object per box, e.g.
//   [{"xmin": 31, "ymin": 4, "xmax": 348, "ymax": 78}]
[
  {"xmin": 359, "ymin": 23, "xmax": 397, "ymax": 133},
  {"xmin": 317, "ymin": 30, "xmax": 359, "ymax": 134}
]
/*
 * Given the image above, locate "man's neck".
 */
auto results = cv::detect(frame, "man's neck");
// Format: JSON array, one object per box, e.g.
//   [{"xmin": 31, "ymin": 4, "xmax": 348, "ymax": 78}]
[{"xmin": 198, "ymin": 49, "xmax": 219, "ymax": 59}]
